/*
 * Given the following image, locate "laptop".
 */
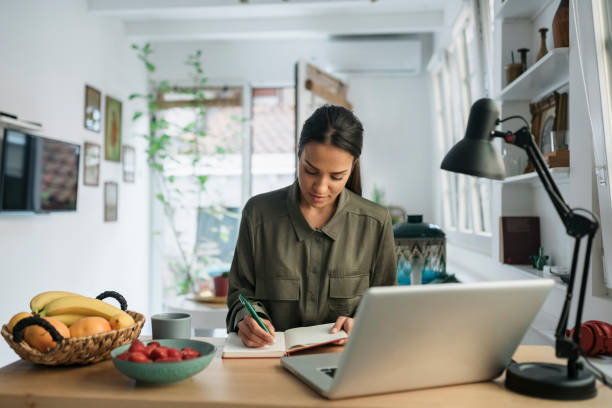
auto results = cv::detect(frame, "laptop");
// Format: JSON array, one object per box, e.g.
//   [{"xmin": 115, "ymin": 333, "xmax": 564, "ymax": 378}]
[{"xmin": 281, "ymin": 279, "xmax": 554, "ymax": 399}]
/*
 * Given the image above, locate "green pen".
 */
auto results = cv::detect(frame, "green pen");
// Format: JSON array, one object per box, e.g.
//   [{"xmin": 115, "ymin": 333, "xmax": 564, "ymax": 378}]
[{"xmin": 239, "ymin": 293, "xmax": 271, "ymax": 334}]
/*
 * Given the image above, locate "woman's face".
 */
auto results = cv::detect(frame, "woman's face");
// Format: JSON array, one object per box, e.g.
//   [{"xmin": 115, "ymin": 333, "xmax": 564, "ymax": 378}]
[{"xmin": 297, "ymin": 142, "xmax": 354, "ymax": 209}]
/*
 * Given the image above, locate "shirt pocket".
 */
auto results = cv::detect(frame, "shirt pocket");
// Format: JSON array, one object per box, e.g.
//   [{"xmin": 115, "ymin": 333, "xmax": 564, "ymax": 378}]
[
  {"xmin": 255, "ymin": 277, "xmax": 300, "ymax": 301},
  {"xmin": 328, "ymin": 272, "xmax": 369, "ymax": 317}
]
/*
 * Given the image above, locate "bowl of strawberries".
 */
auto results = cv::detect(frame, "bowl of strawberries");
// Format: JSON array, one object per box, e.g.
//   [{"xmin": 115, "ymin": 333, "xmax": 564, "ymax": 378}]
[{"xmin": 111, "ymin": 338, "xmax": 215, "ymax": 384}]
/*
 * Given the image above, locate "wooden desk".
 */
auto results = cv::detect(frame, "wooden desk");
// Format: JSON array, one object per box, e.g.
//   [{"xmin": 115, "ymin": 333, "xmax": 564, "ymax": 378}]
[{"xmin": 0, "ymin": 340, "xmax": 610, "ymax": 408}]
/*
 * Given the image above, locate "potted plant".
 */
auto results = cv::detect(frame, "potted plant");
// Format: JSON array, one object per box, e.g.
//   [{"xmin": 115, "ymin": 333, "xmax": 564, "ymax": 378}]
[
  {"xmin": 213, "ymin": 271, "xmax": 229, "ymax": 298},
  {"xmin": 130, "ymin": 43, "xmax": 237, "ymax": 295}
]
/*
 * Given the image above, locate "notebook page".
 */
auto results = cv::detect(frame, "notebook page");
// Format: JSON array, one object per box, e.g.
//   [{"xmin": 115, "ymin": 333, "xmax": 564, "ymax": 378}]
[
  {"xmin": 222, "ymin": 332, "xmax": 286, "ymax": 357},
  {"xmin": 284, "ymin": 323, "xmax": 347, "ymax": 350}
]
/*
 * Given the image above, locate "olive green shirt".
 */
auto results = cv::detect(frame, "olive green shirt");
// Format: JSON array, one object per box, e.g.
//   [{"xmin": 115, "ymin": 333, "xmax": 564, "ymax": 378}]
[{"xmin": 226, "ymin": 181, "xmax": 397, "ymax": 333}]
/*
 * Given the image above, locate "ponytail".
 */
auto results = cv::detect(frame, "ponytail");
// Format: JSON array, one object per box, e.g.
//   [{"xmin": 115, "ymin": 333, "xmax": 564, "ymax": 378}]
[{"xmin": 346, "ymin": 159, "xmax": 362, "ymax": 196}]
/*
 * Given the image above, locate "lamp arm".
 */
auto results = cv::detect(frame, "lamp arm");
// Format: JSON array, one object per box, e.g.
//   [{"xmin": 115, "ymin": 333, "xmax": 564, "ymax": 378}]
[
  {"xmin": 493, "ymin": 126, "xmax": 571, "ymax": 218},
  {"xmin": 493, "ymin": 123, "xmax": 599, "ymax": 373}
]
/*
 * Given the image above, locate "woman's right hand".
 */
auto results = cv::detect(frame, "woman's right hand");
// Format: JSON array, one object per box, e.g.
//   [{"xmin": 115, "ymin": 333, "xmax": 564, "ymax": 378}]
[{"xmin": 237, "ymin": 314, "xmax": 275, "ymax": 347}]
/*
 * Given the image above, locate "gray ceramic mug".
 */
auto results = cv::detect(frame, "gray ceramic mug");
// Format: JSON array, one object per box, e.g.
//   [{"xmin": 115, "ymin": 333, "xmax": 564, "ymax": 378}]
[{"xmin": 151, "ymin": 312, "xmax": 192, "ymax": 339}]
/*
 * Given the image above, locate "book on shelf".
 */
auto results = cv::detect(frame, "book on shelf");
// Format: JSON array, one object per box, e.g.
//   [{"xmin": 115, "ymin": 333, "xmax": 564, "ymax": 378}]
[
  {"xmin": 222, "ymin": 323, "xmax": 347, "ymax": 358},
  {"xmin": 499, "ymin": 216, "xmax": 541, "ymax": 265}
]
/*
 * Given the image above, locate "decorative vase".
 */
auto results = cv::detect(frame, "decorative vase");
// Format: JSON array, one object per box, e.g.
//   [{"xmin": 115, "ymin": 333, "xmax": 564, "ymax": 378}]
[
  {"xmin": 537, "ymin": 28, "xmax": 549, "ymax": 61},
  {"xmin": 518, "ymin": 48, "xmax": 529, "ymax": 72},
  {"xmin": 552, "ymin": 0, "xmax": 569, "ymax": 48},
  {"xmin": 505, "ymin": 63, "xmax": 523, "ymax": 86}
]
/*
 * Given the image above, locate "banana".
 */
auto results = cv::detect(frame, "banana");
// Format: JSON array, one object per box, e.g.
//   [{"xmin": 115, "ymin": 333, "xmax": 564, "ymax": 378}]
[
  {"xmin": 42, "ymin": 295, "xmax": 128, "ymax": 320},
  {"xmin": 30, "ymin": 291, "xmax": 81, "ymax": 313},
  {"xmin": 50, "ymin": 313, "xmax": 88, "ymax": 327}
]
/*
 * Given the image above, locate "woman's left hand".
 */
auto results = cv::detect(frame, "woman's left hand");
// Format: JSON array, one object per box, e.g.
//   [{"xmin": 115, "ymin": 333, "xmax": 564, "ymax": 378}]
[{"xmin": 330, "ymin": 316, "xmax": 353, "ymax": 345}]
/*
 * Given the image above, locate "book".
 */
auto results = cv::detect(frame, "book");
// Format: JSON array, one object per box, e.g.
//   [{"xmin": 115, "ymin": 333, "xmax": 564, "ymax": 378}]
[
  {"xmin": 222, "ymin": 323, "xmax": 348, "ymax": 358},
  {"xmin": 499, "ymin": 216, "xmax": 540, "ymax": 264}
]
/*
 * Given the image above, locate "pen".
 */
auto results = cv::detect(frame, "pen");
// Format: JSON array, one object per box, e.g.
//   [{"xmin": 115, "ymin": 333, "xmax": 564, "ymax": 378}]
[{"xmin": 239, "ymin": 293, "xmax": 271, "ymax": 334}]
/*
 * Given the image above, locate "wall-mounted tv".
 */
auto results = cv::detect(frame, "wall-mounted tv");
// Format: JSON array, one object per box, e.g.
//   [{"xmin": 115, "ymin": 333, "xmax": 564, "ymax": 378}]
[{"xmin": 0, "ymin": 128, "xmax": 80, "ymax": 212}]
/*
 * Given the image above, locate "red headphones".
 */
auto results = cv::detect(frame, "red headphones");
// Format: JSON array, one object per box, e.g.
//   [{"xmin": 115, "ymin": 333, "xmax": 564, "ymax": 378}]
[{"xmin": 566, "ymin": 320, "xmax": 612, "ymax": 356}]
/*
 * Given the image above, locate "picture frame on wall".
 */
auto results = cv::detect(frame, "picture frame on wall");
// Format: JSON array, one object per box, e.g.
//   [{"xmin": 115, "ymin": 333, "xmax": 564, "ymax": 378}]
[
  {"xmin": 529, "ymin": 91, "xmax": 569, "ymax": 169},
  {"xmin": 83, "ymin": 142, "xmax": 101, "ymax": 186},
  {"xmin": 122, "ymin": 145, "xmax": 135, "ymax": 183},
  {"xmin": 104, "ymin": 96, "xmax": 122, "ymax": 162},
  {"xmin": 84, "ymin": 85, "xmax": 101, "ymax": 133},
  {"xmin": 104, "ymin": 181, "xmax": 118, "ymax": 222},
  {"xmin": 530, "ymin": 92, "xmax": 558, "ymax": 156}
]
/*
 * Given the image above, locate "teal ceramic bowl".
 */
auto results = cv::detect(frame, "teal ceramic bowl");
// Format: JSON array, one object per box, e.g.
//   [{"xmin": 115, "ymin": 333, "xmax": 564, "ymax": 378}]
[{"xmin": 111, "ymin": 339, "xmax": 216, "ymax": 384}]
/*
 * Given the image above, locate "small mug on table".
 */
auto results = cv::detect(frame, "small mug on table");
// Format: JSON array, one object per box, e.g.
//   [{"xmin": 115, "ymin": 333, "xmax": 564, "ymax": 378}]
[{"xmin": 151, "ymin": 312, "xmax": 192, "ymax": 339}]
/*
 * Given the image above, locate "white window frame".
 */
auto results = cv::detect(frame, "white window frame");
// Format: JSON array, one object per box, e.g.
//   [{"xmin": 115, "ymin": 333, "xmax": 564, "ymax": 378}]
[
  {"xmin": 573, "ymin": 0, "xmax": 612, "ymax": 291},
  {"xmin": 428, "ymin": 3, "xmax": 493, "ymax": 255}
]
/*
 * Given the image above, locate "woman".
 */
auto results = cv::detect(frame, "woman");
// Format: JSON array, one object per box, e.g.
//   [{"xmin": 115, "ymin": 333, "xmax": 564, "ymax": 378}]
[{"xmin": 226, "ymin": 105, "xmax": 397, "ymax": 347}]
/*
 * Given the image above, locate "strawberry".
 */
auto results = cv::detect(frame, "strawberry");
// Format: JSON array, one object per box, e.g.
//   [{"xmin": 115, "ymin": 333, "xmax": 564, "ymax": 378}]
[
  {"xmin": 128, "ymin": 352, "xmax": 151, "ymax": 363},
  {"xmin": 143, "ymin": 343, "xmax": 158, "ymax": 358},
  {"xmin": 150, "ymin": 346, "xmax": 169, "ymax": 361},
  {"xmin": 181, "ymin": 347, "xmax": 200, "ymax": 358},
  {"xmin": 116, "ymin": 352, "xmax": 130, "ymax": 361},
  {"xmin": 128, "ymin": 339, "xmax": 146, "ymax": 354}
]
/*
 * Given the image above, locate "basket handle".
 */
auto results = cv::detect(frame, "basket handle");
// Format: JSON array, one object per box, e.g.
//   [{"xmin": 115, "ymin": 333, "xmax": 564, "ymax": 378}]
[
  {"xmin": 12, "ymin": 316, "xmax": 65, "ymax": 344},
  {"xmin": 96, "ymin": 291, "xmax": 128, "ymax": 311}
]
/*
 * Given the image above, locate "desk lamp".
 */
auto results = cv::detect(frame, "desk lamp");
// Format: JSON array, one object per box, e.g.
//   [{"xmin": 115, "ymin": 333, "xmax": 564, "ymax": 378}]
[{"xmin": 441, "ymin": 98, "xmax": 599, "ymax": 400}]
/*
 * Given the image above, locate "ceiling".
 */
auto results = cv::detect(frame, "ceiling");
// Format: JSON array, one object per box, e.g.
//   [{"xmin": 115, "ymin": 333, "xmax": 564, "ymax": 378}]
[{"xmin": 87, "ymin": 0, "xmax": 462, "ymax": 41}]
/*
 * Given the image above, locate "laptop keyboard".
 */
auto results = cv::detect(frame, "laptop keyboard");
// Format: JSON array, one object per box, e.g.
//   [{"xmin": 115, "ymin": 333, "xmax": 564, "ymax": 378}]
[{"xmin": 320, "ymin": 367, "xmax": 337, "ymax": 378}]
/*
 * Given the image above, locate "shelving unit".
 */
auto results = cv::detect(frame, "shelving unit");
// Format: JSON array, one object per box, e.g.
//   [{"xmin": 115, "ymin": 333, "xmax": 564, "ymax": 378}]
[
  {"xmin": 498, "ymin": 47, "xmax": 569, "ymax": 101},
  {"xmin": 495, "ymin": 0, "xmax": 555, "ymax": 19},
  {"xmin": 502, "ymin": 166, "xmax": 569, "ymax": 186},
  {"xmin": 491, "ymin": 0, "xmax": 572, "ymax": 280},
  {"xmin": 508, "ymin": 264, "xmax": 567, "ymax": 290}
]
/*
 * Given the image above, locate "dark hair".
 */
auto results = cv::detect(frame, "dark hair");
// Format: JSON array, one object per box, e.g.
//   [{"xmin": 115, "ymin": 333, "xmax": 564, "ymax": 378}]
[{"xmin": 298, "ymin": 105, "xmax": 363, "ymax": 196}]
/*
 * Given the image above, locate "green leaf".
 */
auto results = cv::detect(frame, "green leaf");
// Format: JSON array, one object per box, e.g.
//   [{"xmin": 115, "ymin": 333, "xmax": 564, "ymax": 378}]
[
  {"xmin": 155, "ymin": 194, "xmax": 165, "ymax": 203},
  {"xmin": 159, "ymin": 80, "xmax": 170, "ymax": 91},
  {"xmin": 131, "ymin": 44, "xmax": 139, "ymax": 50},
  {"xmin": 132, "ymin": 112, "xmax": 143, "ymax": 121},
  {"xmin": 129, "ymin": 93, "xmax": 142, "ymax": 100},
  {"xmin": 197, "ymin": 175, "xmax": 208, "ymax": 186},
  {"xmin": 216, "ymin": 146, "xmax": 226, "ymax": 154},
  {"xmin": 145, "ymin": 61, "xmax": 156, "ymax": 73},
  {"xmin": 168, "ymin": 175, "xmax": 175, "ymax": 183}
]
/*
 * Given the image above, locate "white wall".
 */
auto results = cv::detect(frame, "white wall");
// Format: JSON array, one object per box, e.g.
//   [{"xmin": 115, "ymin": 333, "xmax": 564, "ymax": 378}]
[
  {"xmin": 350, "ymin": 75, "xmax": 433, "ymax": 220},
  {"xmin": 148, "ymin": 37, "xmax": 434, "ymax": 217},
  {"xmin": 0, "ymin": 0, "xmax": 151, "ymax": 365}
]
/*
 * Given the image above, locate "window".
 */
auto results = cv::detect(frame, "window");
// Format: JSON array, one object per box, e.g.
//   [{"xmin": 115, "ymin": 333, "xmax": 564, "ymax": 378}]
[
  {"xmin": 251, "ymin": 87, "xmax": 295, "ymax": 196},
  {"xmin": 429, "ymin": 4, "xmax": 492, "ymax": 248},
  {"xmin": 576, "ymin": 0, "xmax": 612, "ymax": 291},
  {"xmin": 155, "ymin": 86, "xmax": 296, "ymax": 294}
]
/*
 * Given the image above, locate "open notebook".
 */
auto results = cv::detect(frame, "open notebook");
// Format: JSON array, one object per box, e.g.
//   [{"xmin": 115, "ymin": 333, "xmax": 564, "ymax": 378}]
[{"xmin": 222, "ymin": 323, "xmax": 348, "ymax": 358}]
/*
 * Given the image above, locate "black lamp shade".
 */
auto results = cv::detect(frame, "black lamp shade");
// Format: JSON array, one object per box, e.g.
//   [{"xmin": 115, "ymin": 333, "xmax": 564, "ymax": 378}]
[{"xmin": 440, "ymin": 98, "xmax": 506, "ymax": 180}]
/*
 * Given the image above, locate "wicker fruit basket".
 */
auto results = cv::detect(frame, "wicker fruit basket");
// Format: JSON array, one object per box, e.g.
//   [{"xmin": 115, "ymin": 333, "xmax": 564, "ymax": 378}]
[{"xmin": 1, "ymin": 292, "xmax": 145, "ymax": 366}]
